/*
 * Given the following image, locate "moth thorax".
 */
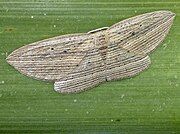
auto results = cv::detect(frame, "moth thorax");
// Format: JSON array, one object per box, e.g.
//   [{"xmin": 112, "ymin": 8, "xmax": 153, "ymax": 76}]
[
  {"xmin": 94, "ymin": 33, "xmax": 108, "ymax": 62},
  {"xmin": 96, "ymin": 34, "xmax": 108, "ymax": 47}
]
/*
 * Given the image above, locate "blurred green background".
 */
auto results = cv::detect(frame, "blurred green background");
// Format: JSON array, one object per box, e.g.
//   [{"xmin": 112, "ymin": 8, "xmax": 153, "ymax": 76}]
[{"xmin": 0, "ymin": 0, "xmax": 179, "ymax": 133}]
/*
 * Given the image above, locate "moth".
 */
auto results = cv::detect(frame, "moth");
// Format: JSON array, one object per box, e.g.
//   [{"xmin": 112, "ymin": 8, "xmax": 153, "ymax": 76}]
[{"xmin": 7, "ymin": 11, "xmax": 175, "ymax": 93}]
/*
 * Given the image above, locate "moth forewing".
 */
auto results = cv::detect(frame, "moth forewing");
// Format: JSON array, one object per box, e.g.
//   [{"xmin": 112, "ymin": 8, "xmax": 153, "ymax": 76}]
[
  {"xmin": 7, "ymin": 33, "xmax": 95, "ymax": 81},
  {"xmin": 107, "ymin": 10, "xmax": 175, "ymax": 55},
  {"xmin": 105, "ymin": 11, "xmax": 175, "ymax": 82}
]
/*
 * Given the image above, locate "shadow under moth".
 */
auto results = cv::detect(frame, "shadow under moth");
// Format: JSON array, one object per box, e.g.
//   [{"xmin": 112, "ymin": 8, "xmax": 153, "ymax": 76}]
[{"xmin": 7, "ymin": 11, "xmax": 175, "ymax": 93}]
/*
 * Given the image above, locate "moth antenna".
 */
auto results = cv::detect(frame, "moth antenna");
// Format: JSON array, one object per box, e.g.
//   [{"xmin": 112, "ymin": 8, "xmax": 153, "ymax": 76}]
[{"xmin": 87, "ymin": 27, "xmax": 109, "ymax": 34}]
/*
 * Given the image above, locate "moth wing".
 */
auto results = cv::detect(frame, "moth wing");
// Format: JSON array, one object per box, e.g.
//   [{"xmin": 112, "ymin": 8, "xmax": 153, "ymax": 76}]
[
  {"xmin": 7, "ymin": 33, "xmax": 95, "ymax": 81},
  {"xmin": 54, "ymin": 45, "xmax": 151, "ymax": 94},
  {"xmin": 54, "ymin": 38, "xmax": 107, "ymax": 93},
  {"xmin": 106, "ymin": 43, "xmax": 151, "ymax": 81},
  {"xmin": 107, "ymin": 11, "xmax": 175, "ymax": 55}
]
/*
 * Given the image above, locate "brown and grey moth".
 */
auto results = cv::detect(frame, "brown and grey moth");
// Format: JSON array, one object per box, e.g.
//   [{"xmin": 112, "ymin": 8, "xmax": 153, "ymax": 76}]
[{"xmin": 6, "ymin": 11, "xmax": 175, "ymax": 93}]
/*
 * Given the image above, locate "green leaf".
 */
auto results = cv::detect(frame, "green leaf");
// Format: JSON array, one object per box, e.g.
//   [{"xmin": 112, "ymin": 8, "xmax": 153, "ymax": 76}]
[{"xmin": 0, "ymin": 0, "xmax": 179, "ymax": 133}]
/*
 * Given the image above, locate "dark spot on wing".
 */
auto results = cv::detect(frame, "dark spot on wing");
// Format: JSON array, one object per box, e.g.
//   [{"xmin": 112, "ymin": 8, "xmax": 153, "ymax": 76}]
[
  {"xmin": 51, "ymin": 47, "xmax": 54, "ymax": 50},
  {"xmin": 63, "ymin": 50, "xmax": 67, "ymax": 53},
  {"xmin": 99, "ymin": 46, "xmax": 107, "ymax": 51},
  {"xmin": 131, "ymin": 32, "xmax": 135, "ymax": 36}
]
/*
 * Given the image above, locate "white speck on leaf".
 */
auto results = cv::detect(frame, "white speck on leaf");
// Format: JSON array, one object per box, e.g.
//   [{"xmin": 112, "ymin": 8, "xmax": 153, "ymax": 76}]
[
  {"xmin": 169, "ymin": 81, "xmax": 172, "ymax": 86},
  {"xmin": 31, "ymin": 16, "xmax": 34, "ymax": 19},
  {"xmin": 163, "ymin": 43, "xmax": 167, "ymax": 49},
  {"xmin": 86, "ymin": 111, "xmax": 89, "ymax": 114},
  {"xmin": 170, "ymin": 63, "xmax": 173, "ymax": 67},
  {"xmin": 44, "ymin": 13, "xmax": 46, "ymax": 16},
  {"xmin": 1, "ymin": 81, "xmax": 4, "ymax": 84},
  {"xmin": 158, "ymin": 105, "xmax": 163, "ymax": 111},
  {"xmin": 74, "ymin": 99, "xmax": 77, "ymax": 102},
  {"xmin": 111, "ymin": 119, "xmax": 113, "ymax": 122},
  {"xmin": 121, "ymin": 94, "xmax": 125, "ymax": 99},
  {"xmin": 65, "ymin": 109, "xmax": 68, "ymax": 111},
  {"xmin": 53, "ymin": 25, "xmax": 56, "ymax": 28}
]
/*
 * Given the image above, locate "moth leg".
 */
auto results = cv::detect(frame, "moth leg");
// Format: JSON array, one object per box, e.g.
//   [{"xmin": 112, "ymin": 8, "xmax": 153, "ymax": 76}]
[
  {"xmin": 106, "ymin": 55, "xmax": 151, "ymax": 81},
  {"xmin": 54, "ymin": 72, "xmax": 106, "ymax": 93}
]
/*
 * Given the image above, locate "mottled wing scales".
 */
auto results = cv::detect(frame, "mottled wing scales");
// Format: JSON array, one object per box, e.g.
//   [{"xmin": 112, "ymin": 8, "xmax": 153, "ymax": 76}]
[
  {"xmin": 105, "ymin": 11, "xmax": 175, "ymax": 82},
  {"xmin": 54, "ymin": 33, "xmax": 107, "ymax": 93},
  {"xmin": 54, "ymin": 49, "xmax": 106, "ymax": 93},
  {"xmin": 107, "ymin": 11, "xmax": 175, "ymax": 55},
  {"xmin": 106, "ymin": 43, "xmax": 151, "ymax": 81},
  {"xmin": 54, "ymin": 70, "xmax": 105, "ymax": 93},
  {"xmin": 7, "ymin": 34, "xmax": 95, "ymax": 81},
  {"xmin": 106, "ymin": 54, "xmax": 151, "ymax": 81}
]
